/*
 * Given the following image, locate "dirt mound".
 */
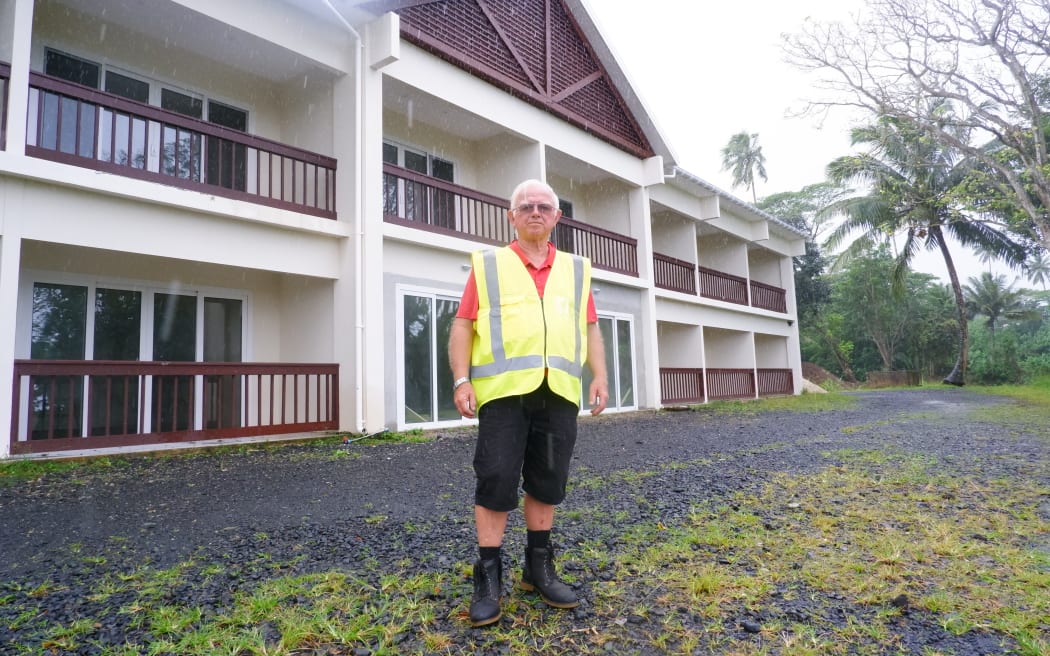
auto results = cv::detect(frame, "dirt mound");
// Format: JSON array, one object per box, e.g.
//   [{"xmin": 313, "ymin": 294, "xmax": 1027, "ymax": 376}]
[{"xmin": 802, "ymin": 362, "xmax": 850, "ymax": 388}]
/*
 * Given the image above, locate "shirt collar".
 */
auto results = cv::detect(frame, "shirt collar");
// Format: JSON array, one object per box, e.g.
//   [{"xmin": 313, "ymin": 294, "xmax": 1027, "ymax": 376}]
[{"xmin": 509, "ymin": 240, "xmax": 556, "ymax": 270}]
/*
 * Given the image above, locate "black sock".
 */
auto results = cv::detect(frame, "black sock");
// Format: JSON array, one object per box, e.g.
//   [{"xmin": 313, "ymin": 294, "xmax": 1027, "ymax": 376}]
[
  {"xmin": 479, "ymin": 546, "xmax": 501, "ymax": 562},
  {"xmin": 527, "ymin": 530, "xmax": 550, "ymax": 549}
]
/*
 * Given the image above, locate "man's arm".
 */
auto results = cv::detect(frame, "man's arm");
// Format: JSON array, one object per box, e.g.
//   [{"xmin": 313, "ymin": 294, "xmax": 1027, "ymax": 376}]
[
  {"xmin": 448, "ymin": 317, "xmax": 477, "ymax": 418},
  {"xmin": 586, "ymin": 321, "xmax": 609, "ymax": 416}
]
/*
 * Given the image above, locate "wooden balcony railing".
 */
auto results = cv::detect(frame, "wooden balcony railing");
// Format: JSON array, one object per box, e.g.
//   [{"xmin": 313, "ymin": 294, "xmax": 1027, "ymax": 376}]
[
  {"xmin": 383, "ymin": 164, "xmax": 639, "ymax": 276},
  {"xmin": 0, "ymin": 62, "xmax": 9, "ymax": 150},
  {"xmin": 659, "ymin": 367, "xmax": 704, "ymax": 404},
  {"xmin": 705, "ymin": 368, "xmax": 756, "ymax": 400},
  {"xmin": 751, "ymin": 280, "xmax": 788, "ymax": 313},
  {"xmin": 653, "ymin": 253, "xmax": 697, "ymax": 294},
  {"xmin": 25, "ymin": 72, "xmax": 337, "ymax": 218},
  {"xmin": 757, "ymin": 368, "xmax": 793, "ymax": 396},
  {"xmin": 699, "ymin": 266, "xmax": 749, "ymax": 306},
  {"xmin": 551, "ymin": 217, "xmax": 638, "ymax": 276},
  {"xmin": 10, "ymin": 360, "xmax": 338, "ymax": 455}
]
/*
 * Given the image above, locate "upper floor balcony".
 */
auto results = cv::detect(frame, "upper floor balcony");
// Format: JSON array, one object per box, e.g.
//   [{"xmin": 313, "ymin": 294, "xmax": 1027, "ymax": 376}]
[
  {"xmin": 652, "ymin": 251, "xmax": 788, "ymax": 313},
  {"xmin": 383, "ymin": 163, "xmax": 638, "ymax": 276},
  {"xmin": 12, "ymin": 68, "xmax": 337, "ymax": 219}
]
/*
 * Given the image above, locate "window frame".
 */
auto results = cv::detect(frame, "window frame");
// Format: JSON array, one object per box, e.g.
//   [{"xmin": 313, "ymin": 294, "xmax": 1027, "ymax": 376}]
[
  {"xmin": 16, "ymin": 270, "xmax": 251, "ymax": 439},
  {"xmin": 394, "ymin": 283, "xmax": 472, "ymax": 431}
]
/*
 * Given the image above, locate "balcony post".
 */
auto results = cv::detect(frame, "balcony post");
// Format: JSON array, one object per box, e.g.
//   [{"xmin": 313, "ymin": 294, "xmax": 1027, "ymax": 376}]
[
  {"xmin": 0, "ymin": 229, "xmax": 21, "ymax": 458},
  {"xmin": 2, "ymin": 0, "xmax": 34, "ymax": 156}
]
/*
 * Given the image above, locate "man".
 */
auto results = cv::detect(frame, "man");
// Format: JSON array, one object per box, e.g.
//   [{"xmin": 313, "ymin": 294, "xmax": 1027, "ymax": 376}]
[{"xmin": 448, "ymin": 179, "xmax": 608, "ymax": 627}]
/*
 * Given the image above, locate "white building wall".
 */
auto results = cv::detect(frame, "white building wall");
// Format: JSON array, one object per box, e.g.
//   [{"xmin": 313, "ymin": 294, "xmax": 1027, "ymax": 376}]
[{"xmin": 703, "ymin": 327, "xmax": 754, "ymax": 368}]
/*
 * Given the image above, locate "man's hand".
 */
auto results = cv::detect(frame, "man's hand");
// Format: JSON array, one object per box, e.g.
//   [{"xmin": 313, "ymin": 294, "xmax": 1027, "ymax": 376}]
[
  {"xmin": 454, "ymin": 381, "xmax": 477, "ymax": 419},
  {"xmin": 588, "ymin": 378, "xmax": 609, "ymax": 416}
]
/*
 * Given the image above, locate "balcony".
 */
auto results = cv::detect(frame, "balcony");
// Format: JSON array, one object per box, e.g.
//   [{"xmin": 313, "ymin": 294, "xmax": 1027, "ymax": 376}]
[
  {"xmin": 706, "ymin": 368, "xmax": 756, "ymax": 400},
  {"xmin": 653, "ymin": 252, "xmax": 787, "ymax": 314},
  {"xmin": 757, "ymin": 368, "xmax": 793, "ymax": 395},
  {"xmin": 652, "ymin": 253, "xmax": 697, "ymax": 295},
  {"xmin": 383, "ymin": 164, "xmax": 639, "ymax": 276},
  {"xmin": 22, "ymin": 71, "xmax": 337, "ymax": 219},
  {"xmin": 659, "ymin": 367, "xmax": 704, "ymax": 404},
  {"xmin": 10, "ymin": 360, "xmax": 338, "ymax": 455},
  {"xmin": 750, "ymin": 280, "xmax": 788, "ymax": 313}
]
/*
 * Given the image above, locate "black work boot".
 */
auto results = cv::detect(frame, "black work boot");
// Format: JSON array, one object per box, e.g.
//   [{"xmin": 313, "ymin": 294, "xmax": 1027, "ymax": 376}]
[
  {"xmin": 519, "ymin": 546, "xmax": 579, "ymax": 608},
  {"xmin": 469, "ymin": 558, "xmax": 503, "ymax": 627}
]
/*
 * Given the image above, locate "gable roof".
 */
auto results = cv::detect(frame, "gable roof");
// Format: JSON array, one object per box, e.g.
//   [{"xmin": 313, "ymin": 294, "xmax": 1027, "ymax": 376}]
[{"xmin": 377, "ymin": 0, "xmax": 670, "ymax": 161}]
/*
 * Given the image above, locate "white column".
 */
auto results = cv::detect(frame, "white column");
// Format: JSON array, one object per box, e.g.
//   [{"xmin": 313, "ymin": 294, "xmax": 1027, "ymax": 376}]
[
  {"xmin": 0, "ymin": 196, "xmax": 23, "ymax": 458},
  {"xmin": 3, "ymin": 0, "xmax": 34, "ymax": 155}
]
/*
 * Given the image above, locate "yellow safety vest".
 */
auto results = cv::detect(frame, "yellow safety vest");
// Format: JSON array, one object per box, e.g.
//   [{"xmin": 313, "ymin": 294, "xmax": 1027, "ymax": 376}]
[{"xmin": 470, "ymin": 246, "xmax": 591, "ymax": 409}]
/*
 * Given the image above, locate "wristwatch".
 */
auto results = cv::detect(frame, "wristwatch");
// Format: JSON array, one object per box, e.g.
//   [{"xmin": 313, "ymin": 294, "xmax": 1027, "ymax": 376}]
[{"xmin": 453, "ymin": 376, "xmax": 471, "ymax": 390}]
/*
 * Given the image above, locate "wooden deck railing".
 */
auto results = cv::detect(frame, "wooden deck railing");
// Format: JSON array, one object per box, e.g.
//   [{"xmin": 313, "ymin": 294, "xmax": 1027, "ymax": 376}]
[
  {"xmin": 25, "ymin": 72, "xmax": 337, "ymax": 218},
  {"xmin": 659, "ymin": 368, "xmax": 704, "ymax": 404},
  {"xmin": 653, "ymin": 253, "xmax": 697, "ymax": 294},
  {"xmin": 757, "ymin": 368, "xmax": 793, "ymax": 396},
  {"xmin": 698, "ymin": 266, "xmax": 749, "ymax": 306},
  {"xmin": 383, "ymin": 164, "xmax": 638, "ymax": 276},
  {"xmin": 750, "ymin": 280, "xmax": 787, "ymax": 313},
  {"xmin": 705, "ymin": 368, "xmax": 756, "ymax": 400},
  {"xmin": 10, "ymin": 360, "xmax": 338, "ymax": 455}
]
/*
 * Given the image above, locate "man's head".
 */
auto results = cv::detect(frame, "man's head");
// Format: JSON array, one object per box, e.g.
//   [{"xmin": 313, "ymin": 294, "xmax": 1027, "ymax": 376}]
[{"xmin": 508, "ymin": 179, "xmax": 562, "ymax": 242}]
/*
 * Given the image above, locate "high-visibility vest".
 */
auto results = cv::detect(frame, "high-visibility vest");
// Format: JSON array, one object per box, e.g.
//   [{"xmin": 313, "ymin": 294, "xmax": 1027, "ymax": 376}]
[{"xmin": 470, "ymin": 246, "xmax": 590, "ymax": 408}]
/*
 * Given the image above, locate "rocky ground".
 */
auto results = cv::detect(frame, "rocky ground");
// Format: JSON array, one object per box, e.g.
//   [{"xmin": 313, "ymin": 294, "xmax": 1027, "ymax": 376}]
[{"xmin": 1, "ymin": 388, "xmax": 1047, "ymax": 655}]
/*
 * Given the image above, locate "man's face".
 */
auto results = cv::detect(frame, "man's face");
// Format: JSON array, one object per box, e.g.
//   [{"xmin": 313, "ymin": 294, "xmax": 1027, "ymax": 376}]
[{"xmin": 508, "ymin": 186, "xmax": 562, "ymax": 241}]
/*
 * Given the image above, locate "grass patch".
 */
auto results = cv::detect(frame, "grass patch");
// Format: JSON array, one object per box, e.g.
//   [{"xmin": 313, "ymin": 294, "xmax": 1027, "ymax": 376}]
[
  {"xmin": 7, "ymin": 446, "xmax": 1046, "ymax": 655},
  {"xmin": 689, "ymin": 392, "xmax": 857, "ymax": 416}
]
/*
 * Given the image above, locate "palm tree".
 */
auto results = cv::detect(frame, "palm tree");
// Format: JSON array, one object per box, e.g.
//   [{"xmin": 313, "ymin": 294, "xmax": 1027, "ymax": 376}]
[
  {"xmin": 1025, "ymin": 251, "xmax": 1050, "ymax": 290},
  {"xmin": 963, "ymin": 272, "xmax": 1039, "ymax": 353},
  {"xmin": 822, "ymin": 108, "xmax": 1028, "ymax": 386},
  {"xmin": 720, "ymin": 131, "xmax": 767, "ymax": 203}
]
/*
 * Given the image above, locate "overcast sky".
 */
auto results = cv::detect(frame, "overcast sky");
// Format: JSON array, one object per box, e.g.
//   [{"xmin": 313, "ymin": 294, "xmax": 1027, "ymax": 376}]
[{"xmin": 586, "ymin": 0, "xmax": 1020, "ymax": 284}]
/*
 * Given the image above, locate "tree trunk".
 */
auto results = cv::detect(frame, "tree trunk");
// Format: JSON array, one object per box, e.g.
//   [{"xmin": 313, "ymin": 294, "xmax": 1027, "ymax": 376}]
[{"xmin": 936, "ymin": 228, "xmax": 968, "ymax": 386}]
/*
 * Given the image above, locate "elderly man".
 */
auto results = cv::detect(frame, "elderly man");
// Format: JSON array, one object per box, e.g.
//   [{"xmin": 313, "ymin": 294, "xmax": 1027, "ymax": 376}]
[{"xmin": 448, "ymin": 179, "xmax": 609, "ymax": 627}]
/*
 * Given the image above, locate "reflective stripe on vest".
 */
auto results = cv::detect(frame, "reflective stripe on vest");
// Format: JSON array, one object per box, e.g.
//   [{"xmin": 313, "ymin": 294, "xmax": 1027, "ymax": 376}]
[{"xmin": 469, "ymin": 246, "xmax": 589, "ymax": 406}]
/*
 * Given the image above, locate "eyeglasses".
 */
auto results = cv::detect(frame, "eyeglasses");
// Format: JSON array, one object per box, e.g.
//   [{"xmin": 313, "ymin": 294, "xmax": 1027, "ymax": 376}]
[{"xmin": 513, "ymin": 203, "xmax": 557, "ymax": 216}]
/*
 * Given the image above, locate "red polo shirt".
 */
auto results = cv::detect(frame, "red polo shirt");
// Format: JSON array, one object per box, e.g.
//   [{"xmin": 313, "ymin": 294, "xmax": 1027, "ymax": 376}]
[{"xmin": 455, "ymin": 241, "xmax": 598, "ymax": 322}]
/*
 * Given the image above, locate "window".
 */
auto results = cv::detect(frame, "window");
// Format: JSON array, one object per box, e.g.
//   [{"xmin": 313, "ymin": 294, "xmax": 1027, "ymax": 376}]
[
  {"xmin": 582, "ymin": 314, "xmax": 635, "ymax": 412},
  {"xmin": 26, "ymin": 279, "xmax": 245, "ymax": 439},
  {"xmin": 44, "ymin": 50, "xmax": 99, "ymax": 88},
  {"xmin": 40, "ymin": 47, "xmax": 248, "ymax": 188},
  {"xmin": 400, "ymin": 289, "xmax": 460, "ymax": 426},
  {"xmin": 554, "ymin": 198, "xmax": 576, "ymax": 253},
  {"xmin": 382, "ymin": 141, "xmax": 456, "ymax": 228},
  {"xmin": 104, "ymin": 71, "xmax": 150, "ymax": 103}
]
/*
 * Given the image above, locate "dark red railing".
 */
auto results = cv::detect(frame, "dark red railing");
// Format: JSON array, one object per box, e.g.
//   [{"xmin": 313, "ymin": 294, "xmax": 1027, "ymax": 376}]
[
  {"xmin": 383, "ymin": 164, "xmax": 638, "ymax": 276},
  {"xmin": 750, "ymin": 280, "xmax": 787, "ymax": 313},
  {"xmin": 25, "ymin": 72, "xmax": 337, "ymax": 219},
  {"xmin": 653, "ymin": 253, "xmax": 697, "ymax": 294},
  {"xmin": 757, "ymin": 368, "xmax": 793, "ymax": 396},
  {"xmin": 659, "ymin": 368, "xmax": 704, "ymax": 404},
  {"xmin": 705, "ymin": 368, "xmax": 756, "ymax": 400},
  {"xmin": 0, "ymin": 62, "xmax": 9, "ymax": 150},
  {"xmin": 552, "ymin": 217, "xmax": 638, "ymax": 276},
  {"xmin": 383, "ymin": 163, "xmax": 513, "ymax": 243},
  {"xmin": 10, "ymin": 360, "xmax": 338, "ymax": 455},
  {"xmin": 699, "ymin": 267, "xmax": 749, "ymax": 306}
]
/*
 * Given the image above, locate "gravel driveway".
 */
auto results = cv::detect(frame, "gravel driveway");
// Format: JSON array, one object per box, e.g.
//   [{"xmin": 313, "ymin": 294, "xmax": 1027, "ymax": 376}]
[{"xmin": 1, "ymin": 388, "xmax": 1047, "ymax": 655}]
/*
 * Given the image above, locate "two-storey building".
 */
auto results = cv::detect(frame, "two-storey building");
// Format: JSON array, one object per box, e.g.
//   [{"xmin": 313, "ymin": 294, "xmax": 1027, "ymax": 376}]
[{"xmin": 0, "ymin": 0, "xmax": 804, "ymax": 459}]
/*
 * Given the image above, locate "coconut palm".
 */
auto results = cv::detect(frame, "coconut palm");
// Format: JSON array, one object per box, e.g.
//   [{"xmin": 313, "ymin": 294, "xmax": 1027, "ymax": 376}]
[
  {"xmin": 1025, "ymin": 251, "xmax": 1050, "ymax": 290},
  {"xmin": 963, "ymin": 272, "xmax": 1039, "ymax": 353},
  {"xmin": 720, "ymin": 131, "xmax": 767, "ymax": 203},
  {"xmin": 822, "ymin": 108, "xmax": 1028, "ymax": 386}
]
